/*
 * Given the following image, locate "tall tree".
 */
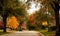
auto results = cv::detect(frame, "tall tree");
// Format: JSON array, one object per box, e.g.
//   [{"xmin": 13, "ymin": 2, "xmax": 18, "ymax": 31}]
[
  {"xmin": 37, "ymin": 0, "xmax": 59, "ymax": 36},
  {"xmin": 51, "ymin": 0, "xmax": 59, "ymax": 36},
  {"xmin": 0, "ymin": 0, "xmax": 27, "ymax": 32},
  {"xmin": 26, "ymin": 0, "xmax": 59, "ymax": 35},
  {"xmin": 41, "ymin": 0, "xmax": 59, "ymax": 35}
]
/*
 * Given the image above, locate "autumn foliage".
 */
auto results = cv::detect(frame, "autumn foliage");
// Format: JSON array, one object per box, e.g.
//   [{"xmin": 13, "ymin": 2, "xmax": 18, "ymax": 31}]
[
  {"xmin": 29, "ymin": 15, "xmax": 35, "ymax": 24},
  {"xmin": 7, "ymin": 16, "xmax": 19, "ymax": 29}
]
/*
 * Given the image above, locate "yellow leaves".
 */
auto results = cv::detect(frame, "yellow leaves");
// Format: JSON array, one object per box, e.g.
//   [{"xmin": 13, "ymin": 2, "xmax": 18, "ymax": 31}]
[
  {"xmin": 7, "ymin": 16, "xmax": 19, "ymax": 29},
  {"xmin": 42, "ymin": 21, "xmax": 48, "ymax": 26}
]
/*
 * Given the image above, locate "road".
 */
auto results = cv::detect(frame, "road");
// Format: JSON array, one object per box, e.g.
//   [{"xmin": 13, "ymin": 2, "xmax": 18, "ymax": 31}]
[{"xmin": 1, "ymin": 31, "xmax": 44, "ymax": 36}]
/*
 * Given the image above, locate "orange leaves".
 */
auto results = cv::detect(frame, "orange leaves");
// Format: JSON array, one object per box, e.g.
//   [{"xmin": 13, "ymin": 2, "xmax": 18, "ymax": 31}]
[{"xmin": 7, "ymin": 16, "xmax": 19, "ymax": 29}]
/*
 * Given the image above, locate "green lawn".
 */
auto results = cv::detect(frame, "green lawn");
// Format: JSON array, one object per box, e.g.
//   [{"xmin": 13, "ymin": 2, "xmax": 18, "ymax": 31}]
[
  {"xmin": 0, "ymin": 30, "xmax": 10, "ymax": 35},
  {"xmin": 38, "ymin": 30, "xmax": 56, "ymax": 36},
  {"xmin": 0, "ymin": 32, "xmax": 9, "ymax": 35},
  {"xmin": 39, "ymin": 30, "xmax": 56, "ymax": 36}
]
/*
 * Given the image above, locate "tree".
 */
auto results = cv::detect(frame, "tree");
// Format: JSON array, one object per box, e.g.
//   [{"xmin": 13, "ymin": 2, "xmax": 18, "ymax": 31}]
[
  {"xmin": 26, "ymin": 0, "xmax": 59, "ymax": 34},
  {"xmin": 36, "ymin": 0, "xmax": 59, "ymax": 35},
  {"xmin": 51, "ymin": 0, "xmax": 59, "ymax": 36},
  {"xmin": 40, "ymin": 0, "xmax": 59, "ymax": 35},
  {"xmin": 0, "ymin": 0, "xmax": 27, "ymax": 32},
  {"xmin": 7, "ymin": 16, "xmax": 19, "ymax": 30}
]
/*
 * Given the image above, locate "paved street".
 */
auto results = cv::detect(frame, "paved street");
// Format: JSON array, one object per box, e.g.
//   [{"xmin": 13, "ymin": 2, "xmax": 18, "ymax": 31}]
[{"xmin": 1, "ymin": 31, "xmax": 44, "ymax": 36}]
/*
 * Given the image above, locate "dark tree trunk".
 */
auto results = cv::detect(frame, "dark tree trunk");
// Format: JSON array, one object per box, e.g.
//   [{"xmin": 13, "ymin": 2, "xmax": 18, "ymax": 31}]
[
  {"xmin": 55, "ymin": 10, "xmax": 59, "ymax": 36},
  {"xmin": 53, "ymin": 2, "xmax": 60, "ymax": 36},
  {"xmin": 50, "ymin": 0, "xmax": 59, "ymax": 36},
  {"xmin": 2, "ymin": 13, "xmax": 8, "ymax": 32},
  {"xmin": 3, "ymin": 16, "xmax": 7, "ymax": 32},
  {"xmin": 51, "ymin": 1, "xmax": 59, "ymax": 36}
]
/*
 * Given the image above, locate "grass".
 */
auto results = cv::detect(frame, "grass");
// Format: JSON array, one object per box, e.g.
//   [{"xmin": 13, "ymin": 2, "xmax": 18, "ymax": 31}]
[
  {"xmin": 0, "ymin": 30, "xmax": 11, "ymax": 35},
  {"xmin": 38, "ymin": 29, "xmax": 56, "ymax": 36},
  {"xmin": 0, "ymin": 32, "xmax": 9, "ymax": 35}
]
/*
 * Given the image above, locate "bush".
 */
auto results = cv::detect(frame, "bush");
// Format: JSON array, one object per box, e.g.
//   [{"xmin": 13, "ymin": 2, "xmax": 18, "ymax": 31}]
[
  {"xmin": 41, "ymin": 25, "xmax": 46, "ymax": 29},
  {"xmin": 29, "ymin": 25, "xmax": 36, "ymax": 30},
  {"xmin": 49, "ymin": 26, "xmax": 56, "ymax": 31}
]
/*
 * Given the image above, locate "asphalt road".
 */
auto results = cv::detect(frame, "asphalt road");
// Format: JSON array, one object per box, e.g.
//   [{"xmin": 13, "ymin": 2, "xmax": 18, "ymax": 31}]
[{"xmin": 1, "ymin": 31, "xmax": 44, "ymax": 36}]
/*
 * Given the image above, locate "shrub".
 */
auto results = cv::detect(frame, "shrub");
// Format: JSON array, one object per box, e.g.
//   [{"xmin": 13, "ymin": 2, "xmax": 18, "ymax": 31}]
[{"xmin": 49, "ymin": 26, "xmax": 56, "ymax": 31}]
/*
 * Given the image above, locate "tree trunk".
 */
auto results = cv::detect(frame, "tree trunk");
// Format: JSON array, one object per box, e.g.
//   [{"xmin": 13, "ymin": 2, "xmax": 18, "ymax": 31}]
[
  {"xmin": 50, "ymin": 1, "xmax": 59, "ymax": 36},
  {"xmin": 55, "ymin": 10, "xmax": 59, "ymax": 36},
  {"xmin": 53, "ymin": 1, "xmax": 59, "ymax": 36},
  {"xmin": 3, "ymin": 14, "xmax": 8, "ymax": 32},
  {"xmin": 52, "ymin": 1, "xmax": 59, "ymax": 36}
]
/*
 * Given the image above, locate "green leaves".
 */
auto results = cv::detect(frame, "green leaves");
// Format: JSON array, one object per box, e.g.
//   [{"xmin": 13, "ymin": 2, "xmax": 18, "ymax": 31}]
[{"xmin": 32, "ymin": 0, "xmax": 56, "ymax": 27}]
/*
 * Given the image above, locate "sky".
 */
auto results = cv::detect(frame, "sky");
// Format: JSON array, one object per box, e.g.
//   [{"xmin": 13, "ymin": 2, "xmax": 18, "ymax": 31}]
[
  {"xmin": 27, "ymin": 0, "xmax": 40, "ymax": 15},
  {"xmin": 19, "ymin": 0, "xmax": 40, "ymax": 15}
]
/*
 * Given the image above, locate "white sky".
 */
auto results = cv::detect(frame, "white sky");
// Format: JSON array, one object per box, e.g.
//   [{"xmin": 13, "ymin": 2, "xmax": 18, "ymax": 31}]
[
  {"xmin": 19, "ymin": 0, "xmax": 27, "ymax": 3},
  {"xmin": 27, "ymin": 1, "xmax": 40, "ymax": 15},
  {"xmin": 19, "ymin": 0, "xmax": 40, "ymax": 15}
]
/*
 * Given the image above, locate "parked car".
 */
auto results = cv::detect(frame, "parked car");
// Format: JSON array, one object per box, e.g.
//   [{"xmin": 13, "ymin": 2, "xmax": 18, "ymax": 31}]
[{"xmin": 0, "ymin": 21, "xmax": 4, "ymax": 29}]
